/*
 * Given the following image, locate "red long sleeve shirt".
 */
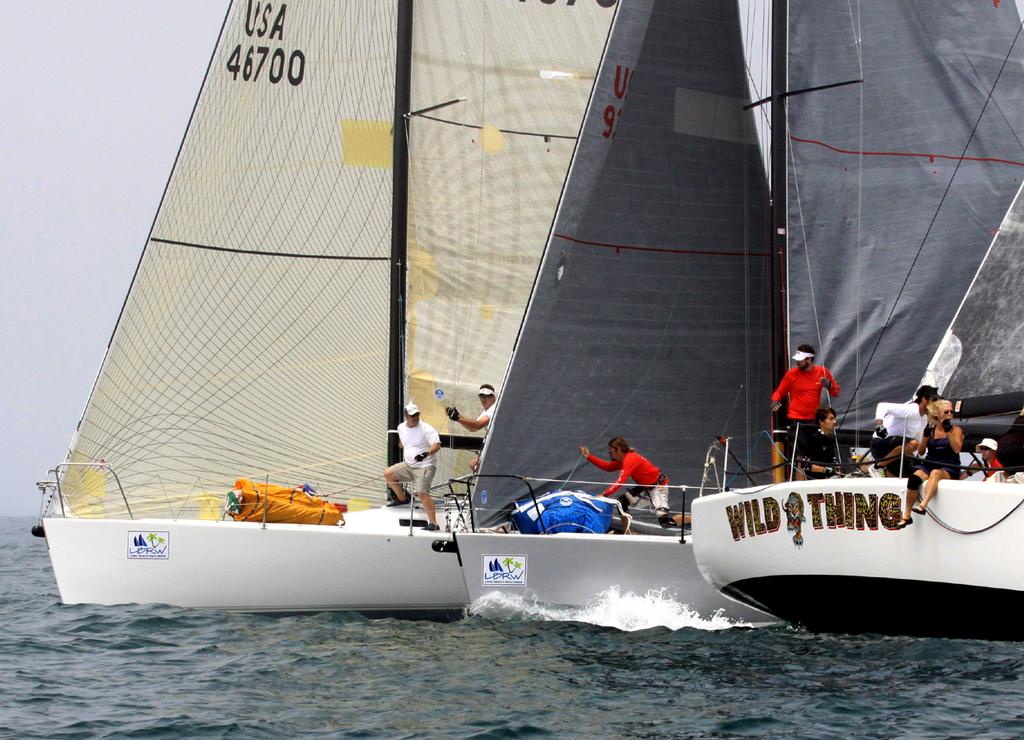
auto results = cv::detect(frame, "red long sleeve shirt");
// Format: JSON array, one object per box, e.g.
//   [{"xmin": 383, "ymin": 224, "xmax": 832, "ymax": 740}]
[
  {"xmin": 585, "ymin": 451, "xmax": 662, "ymax": 496},
  {"xmin": 771, "ymin": 365, "xmax": 840, "ymax": 420}
]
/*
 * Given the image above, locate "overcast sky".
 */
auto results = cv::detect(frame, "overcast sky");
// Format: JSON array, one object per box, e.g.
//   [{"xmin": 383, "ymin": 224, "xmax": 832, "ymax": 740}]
[{"xmin": 1, "ymin": 2, "xmax": 228, "ymax": 518}]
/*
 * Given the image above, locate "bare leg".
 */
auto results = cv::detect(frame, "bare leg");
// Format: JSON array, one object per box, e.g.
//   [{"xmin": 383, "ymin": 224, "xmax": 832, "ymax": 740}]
[
  {"xmin": 879, "ymin": 441, "xmax": 919, "ymax": 475},
  {"xmin": 904, "ymin": 471, "xmax": 927, "ymax": 521},
  {"xmin": 876, "ymin": 447, "xmax": 901, "ymax": 470},
  {"xmin": 384, "ymin": 469, "xmax": 407, "ymax": 502},
  {"xmin": 918, "ymin": 470, "xmax": 949, "ymax": 512},
  {"xmin": 418, "ymin": 492, "xmax": 437, "ymax": 525}
]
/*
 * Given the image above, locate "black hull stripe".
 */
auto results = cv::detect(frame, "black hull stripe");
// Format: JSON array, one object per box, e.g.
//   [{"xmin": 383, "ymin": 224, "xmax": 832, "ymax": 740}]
[{"xmin": 724, "ymin": 575, "xmax": 1024, "ymax": 641}]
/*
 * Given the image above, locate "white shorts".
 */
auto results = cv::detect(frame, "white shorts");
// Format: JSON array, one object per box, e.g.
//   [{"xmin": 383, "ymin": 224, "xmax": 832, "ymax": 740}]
[
  {"xmin": 989, "ymin": 471, "xmax": 1024, "ymax": 484},
  {"xmin": 386, "ymin": 462, "xmax": 436, "ymax": 494},
  {"xmin": 650, "ymin": 483, "xmax": 669, "ymax": 513}
]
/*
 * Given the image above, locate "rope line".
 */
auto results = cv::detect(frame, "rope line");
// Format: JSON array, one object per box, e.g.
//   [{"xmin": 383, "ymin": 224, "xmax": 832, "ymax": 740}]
[{"xmin": 925, "ymin": 497, "xmax": 1024, "ymax": 535}]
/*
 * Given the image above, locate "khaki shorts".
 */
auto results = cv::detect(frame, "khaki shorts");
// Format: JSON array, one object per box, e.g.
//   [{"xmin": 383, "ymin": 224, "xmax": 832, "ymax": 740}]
[{"xmin": 386, "ymin": 462, "xmax": 436, "ymax": 495}]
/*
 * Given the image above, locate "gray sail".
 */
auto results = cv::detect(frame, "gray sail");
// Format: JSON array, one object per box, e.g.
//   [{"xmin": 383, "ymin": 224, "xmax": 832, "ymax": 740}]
[
  {"xmin": 476, "ymin": 0, "xmax": 772, "ymax": 525},
  {"xmin": 927, "ymin": 179, "xmax": 1024, "ymax": 397},
  {"xmin": 786, "ymin": 2, "xmax": 1024, "ymax": 421}
]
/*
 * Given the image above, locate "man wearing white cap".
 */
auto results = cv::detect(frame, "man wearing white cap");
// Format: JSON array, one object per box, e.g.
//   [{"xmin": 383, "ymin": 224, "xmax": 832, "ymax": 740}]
[
  {"xmin": 771, "ymin": 344, "xmax": 840, "ymax": 457},
  {"xmin": 445, "ymin": 384, "xmax": 497, "ymax": 471},
  {"xmin": 444, "ymin": 384, "xmax": 497, "ymax": 433},
  {"xmin": 384, "ymin": 402, "xmax": 443, "ymax": 530},
  {"xmin": 771, "ymin": 344, "xmax": 840, "ymax": 422},
  {"xmin": 966, "ymin": 438, "xmax": 1002, "ymax": 482}
]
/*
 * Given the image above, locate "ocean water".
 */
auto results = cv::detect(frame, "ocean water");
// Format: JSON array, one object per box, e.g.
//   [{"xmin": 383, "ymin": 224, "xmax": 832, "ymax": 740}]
[{"xmin": 3, "ymin": 515, "xmax": 1024, "ymax": 739}]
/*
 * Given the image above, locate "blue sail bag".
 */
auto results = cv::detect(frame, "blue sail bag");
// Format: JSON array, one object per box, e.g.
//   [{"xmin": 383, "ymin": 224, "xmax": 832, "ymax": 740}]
[{"xmin": 511, "ymin": 490, "xmax": 615, "ymax": 534}]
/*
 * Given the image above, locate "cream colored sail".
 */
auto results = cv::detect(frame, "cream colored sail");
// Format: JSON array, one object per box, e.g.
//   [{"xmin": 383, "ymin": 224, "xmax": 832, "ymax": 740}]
[
  {"xmin": 65, "ymin": 1, "xmax": 397, "ymax": 517},
  {"xmin": 62, "ymin": 0, "xmax": 616, "ymax": 518},
  {"xmin": 404, "ymin": 1, "xmax": 615, "ymax": 435}
]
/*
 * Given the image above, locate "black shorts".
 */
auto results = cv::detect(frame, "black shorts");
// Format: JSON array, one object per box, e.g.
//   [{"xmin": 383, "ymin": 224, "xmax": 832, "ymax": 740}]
[
  {"xmin": 869, "ymin": 436, "xmax": 903, "ymax": 460},
  {"xmin": 786, "ymin": 420, "xmax": 816, "ymax": 447}
]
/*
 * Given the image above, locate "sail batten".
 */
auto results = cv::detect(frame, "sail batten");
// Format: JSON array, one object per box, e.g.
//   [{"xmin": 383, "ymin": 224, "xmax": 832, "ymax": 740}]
[{"xmin": 149, "ymin": 237, "xmax": 392, "ymax": 261}]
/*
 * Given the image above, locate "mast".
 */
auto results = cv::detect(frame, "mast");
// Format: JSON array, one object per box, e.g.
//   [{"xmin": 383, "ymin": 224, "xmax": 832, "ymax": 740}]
[
  {"xmin": 768, "ymin": 0, "xmax": 788, "ymax": 481},
  {"xmin": 770, "ymin": 1, "xmax": 790, "ymax": 421},
  {"xmin": 388, "ymin": 0, "xmax": 413, "ymax": 466},
  {"xmin": 769, "ymin": 0, "xmax": 788, "ymax": 391}
]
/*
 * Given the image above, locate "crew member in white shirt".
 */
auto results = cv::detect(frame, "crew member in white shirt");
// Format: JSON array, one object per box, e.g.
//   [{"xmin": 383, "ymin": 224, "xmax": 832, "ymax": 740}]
[
  {"xmin": 869, "ymin": 384, "xmax": 938, "ymax": 476},
  {"xmin": 445, "ymin": 384, "xmax": 497, "ymax": 471},
  {"xmin": 445, "ymin": 384, "xmax": 497, "ymax": 432},
  {"xmin": 384, "ymin": 402, "xmax": 443, "ymax": 531}
]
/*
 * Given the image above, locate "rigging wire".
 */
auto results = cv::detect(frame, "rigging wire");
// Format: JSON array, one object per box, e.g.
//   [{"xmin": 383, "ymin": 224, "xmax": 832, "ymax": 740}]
[
  {"xmin": 566, "ymin": 273, "xmax": 689, "ymax": 491},
  {"xmin": 848, "ymin": 0, "xmax": 865, "ymax": 441},
  {"xmin": 838, "ymin": 16, "xmax": 1024, "ymax": 424}
]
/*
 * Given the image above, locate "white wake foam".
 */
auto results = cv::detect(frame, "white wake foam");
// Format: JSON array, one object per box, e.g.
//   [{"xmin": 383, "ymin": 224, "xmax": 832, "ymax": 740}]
[{"xmin": 467, "ymin": 586, "xmax": 747, "ymax": 632}]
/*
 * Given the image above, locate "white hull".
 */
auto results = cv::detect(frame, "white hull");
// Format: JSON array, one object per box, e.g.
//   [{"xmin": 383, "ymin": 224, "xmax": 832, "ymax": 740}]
[
  {"xmin": 692, "ymin": 478, "xmax": 1024, "ymax": 640},
  {"xmin": 43, "ymin": 507, "xmax": 467, "ymax": 616},
  {"xmin": 455, "ymin": 530, "xmax": 772, "ymax": 625}
]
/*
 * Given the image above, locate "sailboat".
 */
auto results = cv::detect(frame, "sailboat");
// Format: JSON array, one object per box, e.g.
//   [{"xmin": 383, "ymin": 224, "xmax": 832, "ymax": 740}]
[
  {"xmin": 38, "ymin": 0, "xmax": 617, "ymax": 614},
  {"xmin": 457, "ymin": 0, "xmax": 1024, "ymax": 627},
  {"xmin": 691, "ymin": 1, "xmax": 1024, "ymax": 640},
  {"xmin": 452, "ymin": 0, "xmax": 774, "ymax": 624}
]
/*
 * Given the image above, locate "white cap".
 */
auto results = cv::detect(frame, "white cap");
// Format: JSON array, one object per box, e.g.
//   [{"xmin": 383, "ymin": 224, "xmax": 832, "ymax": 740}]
[
  {"xmin": 478, "ymin": 386, "xmax": 495, "ymax": 396},
  {"xmin": 792, "ymin": 350, "xmax": 815, "ymax": 361},
  {"xmin": 977, "ymin": 438, "xmax": 999, "ymax": 452},
  {"xmin": 404, "ymin": 402, "xmax": 420, "ymax": 416}
]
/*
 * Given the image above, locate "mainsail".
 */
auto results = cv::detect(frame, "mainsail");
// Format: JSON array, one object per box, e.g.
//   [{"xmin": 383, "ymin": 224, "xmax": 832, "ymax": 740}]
[
  {"xmin": 477, "ymin": 0, "xmax": 772, "ymax": 525},
  {"xmin": 785, "ymin": 2, "xmax": 1024, "ymax": 420},
  {"xmin": 60, "ymin": 0, "xmax": 616, "ymax": 518},
  {"xmin": 66, "ymin": 2, "xmax": 398, "ymax": 517}
]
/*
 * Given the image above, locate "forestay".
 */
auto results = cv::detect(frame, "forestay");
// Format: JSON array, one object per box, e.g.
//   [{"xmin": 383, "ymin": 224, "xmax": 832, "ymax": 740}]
[
  {"xmin": 476, "ymin": 0, "xmax": 772, "ymax": 526},
  {"xmin": 785, "ymin": 2, "xmax": 1024, "ymax": 421},
  {"xmin": 64, "ymin": 2, "xmax": 398, "ymax": 517}
]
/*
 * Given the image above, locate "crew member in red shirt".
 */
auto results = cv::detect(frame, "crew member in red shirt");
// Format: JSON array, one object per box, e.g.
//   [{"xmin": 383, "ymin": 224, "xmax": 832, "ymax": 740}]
[
  {"xmin": 771, "ymin": 343, "xmax": 840, "ymax": 461},
  {"xmin": 771, "ymin": 343, "xmax": 840, "ymax": 422},
  {"xmin": 579, "ymin": 437, "xmax": 688, "ymax": 528}
]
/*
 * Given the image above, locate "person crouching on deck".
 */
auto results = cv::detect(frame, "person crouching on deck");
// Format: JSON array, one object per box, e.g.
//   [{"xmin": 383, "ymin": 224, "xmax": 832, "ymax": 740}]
[
  {"xmin": 579, "ymin": 437, "xmax": 689, "ymax": 528},
  {"xmin": 795, "ymin": 407, "xmax": 840, "ymax": 480},
  {"xmin": 869, "ymin": 384, "xmax": 938, "ymax": 477},
  {"xmin": 898, "ymin": 398, "xmax": 963, "ymax": 528}
]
